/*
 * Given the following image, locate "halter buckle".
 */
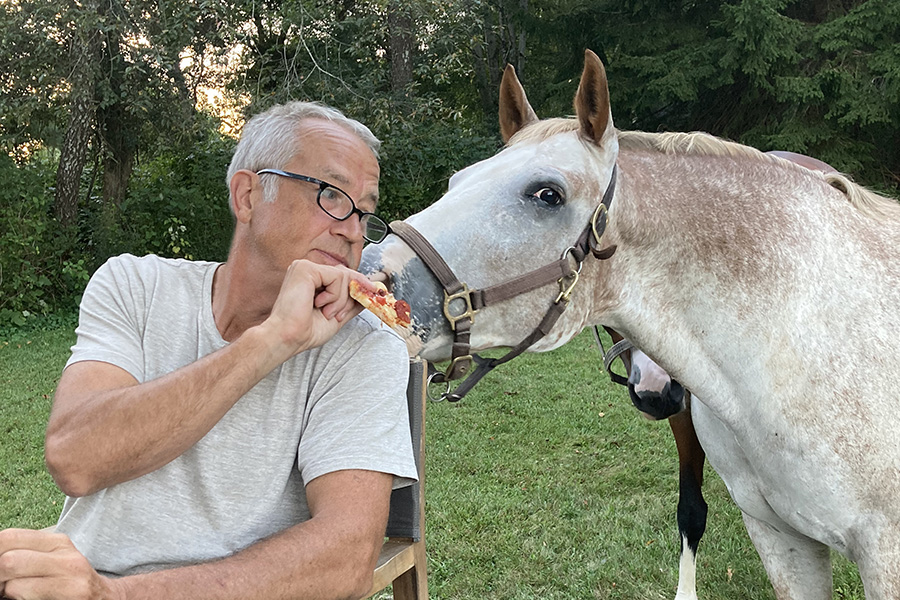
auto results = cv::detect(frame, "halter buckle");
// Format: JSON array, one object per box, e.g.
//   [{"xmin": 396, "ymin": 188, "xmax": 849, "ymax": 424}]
[
  {"xmin": 443, "ymin": 284, "xmax": 477, "ymax": 330},
  {"xmin": 590, "ymin": 203, "xmax": 609, "ymax": 246}
]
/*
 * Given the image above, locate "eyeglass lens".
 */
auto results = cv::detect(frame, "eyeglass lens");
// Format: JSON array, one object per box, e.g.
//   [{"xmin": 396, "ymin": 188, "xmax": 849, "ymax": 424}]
[{"xmin": 316, "ymin": 186, "xmax": 388, "ymax": 243}]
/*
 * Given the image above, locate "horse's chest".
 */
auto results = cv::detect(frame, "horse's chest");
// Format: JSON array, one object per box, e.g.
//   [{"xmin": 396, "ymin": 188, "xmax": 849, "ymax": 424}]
[{"xmin": 691, "ymin": 397, "xmax": 856, "ymax": 552}]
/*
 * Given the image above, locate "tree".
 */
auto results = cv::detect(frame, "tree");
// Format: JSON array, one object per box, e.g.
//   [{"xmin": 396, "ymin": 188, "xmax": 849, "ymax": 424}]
[
  {"xmin": 54, "ymin": 0, "xmax": 102, "ymax": 227},
  {"xmin": 388, "ymin": 1, "xmax": 414, "ymax": 97}
]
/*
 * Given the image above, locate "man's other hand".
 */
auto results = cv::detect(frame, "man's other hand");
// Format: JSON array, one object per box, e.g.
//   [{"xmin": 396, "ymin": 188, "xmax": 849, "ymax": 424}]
[{"xmin": 0, "ymin": 528, "xmax": 123, "ymax": 600}]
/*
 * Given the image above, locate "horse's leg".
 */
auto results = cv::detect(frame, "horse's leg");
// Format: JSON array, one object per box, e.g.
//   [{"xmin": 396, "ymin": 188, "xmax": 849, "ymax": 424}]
[
  {"xmin": 854, "ymin": 531, "xmax": 900, "ymax": 599},
  {"xmin": 742, "ymin": 513, "xmax": 833, "ymax": 600},
  {"xmin": 670, "ymin": 396, "xmax": 707, "ymax": 600}
]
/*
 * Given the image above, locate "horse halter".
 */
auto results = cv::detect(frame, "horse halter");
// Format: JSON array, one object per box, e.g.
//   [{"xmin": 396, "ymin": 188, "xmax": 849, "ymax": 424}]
[
  {"xmin": 591, "ymin": 325, "xmax": 633, "ymax": 388},
  {"xmin": 389, "ymin": 166, "xmax": 619, "ymax": 401}
]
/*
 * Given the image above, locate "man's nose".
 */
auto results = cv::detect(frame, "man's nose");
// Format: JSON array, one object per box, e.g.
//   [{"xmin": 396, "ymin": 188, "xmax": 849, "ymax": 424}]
[{"xmin": 332, "ymin": 211, "xmax": 365, "ymax": 242}]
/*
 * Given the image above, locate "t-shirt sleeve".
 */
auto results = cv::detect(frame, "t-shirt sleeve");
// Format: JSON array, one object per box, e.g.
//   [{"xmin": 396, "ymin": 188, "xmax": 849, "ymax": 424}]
[
  {"xmin": 65, "ymin": 255, "xmax": 147, "ymax": 382},
  {"xmin": 297, "ymin": 328, "xmax": 417, "ymax": 489}
]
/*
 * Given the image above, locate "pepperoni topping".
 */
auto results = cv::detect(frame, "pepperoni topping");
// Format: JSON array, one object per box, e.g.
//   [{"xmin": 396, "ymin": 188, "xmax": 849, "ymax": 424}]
[{"xmin": 395, "ymin": 300, "xmax": 411, "ymax": 325}]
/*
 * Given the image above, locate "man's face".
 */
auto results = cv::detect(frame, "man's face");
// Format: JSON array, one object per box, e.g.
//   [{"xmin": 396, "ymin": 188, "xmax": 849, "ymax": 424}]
[{"xmin": 248, "ymin": 118, "xmax": 380, "ymax": 271}]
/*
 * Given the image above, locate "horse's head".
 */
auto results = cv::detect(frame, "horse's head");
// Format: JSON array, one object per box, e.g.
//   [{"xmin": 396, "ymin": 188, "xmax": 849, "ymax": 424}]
[
  {"xmin": 603, "ymin": 328, "xmax": 685, "ymax": 420},
  {"xmin": 361, "ymin": 50, "xmax": 619, "ymax": 363}
]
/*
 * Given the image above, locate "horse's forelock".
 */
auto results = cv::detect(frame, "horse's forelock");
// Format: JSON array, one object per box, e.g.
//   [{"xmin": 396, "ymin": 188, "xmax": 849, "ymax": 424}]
[{"xmin": 505, "ymin": 117, "xmax": 579, "ymax": 146}]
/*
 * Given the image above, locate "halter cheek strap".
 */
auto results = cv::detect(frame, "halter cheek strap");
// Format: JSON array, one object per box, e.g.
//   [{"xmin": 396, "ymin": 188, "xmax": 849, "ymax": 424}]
[{"xmin": 390, "ymin": 165, "xmax": 618, "ymax": 401}]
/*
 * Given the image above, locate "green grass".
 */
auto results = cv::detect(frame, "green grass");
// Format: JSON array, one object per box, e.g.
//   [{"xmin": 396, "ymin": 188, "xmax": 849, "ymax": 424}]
[
  {"xmin": 0, "ymin": 323, "xmax": 73, "ymax": 529},
  {"xmin": 0, "ymin": 322, "xmax": 864, "ymax": 599}
]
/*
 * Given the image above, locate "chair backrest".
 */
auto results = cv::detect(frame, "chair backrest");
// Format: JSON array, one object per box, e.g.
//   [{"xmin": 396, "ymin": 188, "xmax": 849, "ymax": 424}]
[
  {"xmin": 385, "ymin": 358, "xmax": 426, "ymax": 540},
  {"xmin": 365, "ymin": 358, "xmax": 429, "ymax": 600}
]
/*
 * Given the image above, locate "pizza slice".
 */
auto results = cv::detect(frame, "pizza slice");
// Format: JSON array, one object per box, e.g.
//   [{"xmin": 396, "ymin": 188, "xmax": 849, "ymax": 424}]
[{"xmin": 349, "ymin": 279, "xmax": 412, "ymax": 332}]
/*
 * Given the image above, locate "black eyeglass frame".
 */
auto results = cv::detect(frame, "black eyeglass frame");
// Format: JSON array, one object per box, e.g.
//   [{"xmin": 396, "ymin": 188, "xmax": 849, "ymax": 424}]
[{"xmin": 256, "ymin": 168, "xmax": 391, "ymax": 243}]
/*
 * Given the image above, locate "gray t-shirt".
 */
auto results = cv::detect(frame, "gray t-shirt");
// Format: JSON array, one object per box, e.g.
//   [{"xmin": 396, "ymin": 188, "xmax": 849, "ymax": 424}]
[{"xmin": 56, "ymin": 254, "xmax": 417, "ymax": 576}]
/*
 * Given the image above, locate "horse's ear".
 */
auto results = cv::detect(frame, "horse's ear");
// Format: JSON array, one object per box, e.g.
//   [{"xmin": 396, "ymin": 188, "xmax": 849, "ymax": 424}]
[
  {"xmin": 574, "ymin": 49, "xmax": 613, "ymax": 146},
  {"xmin": 499, "ymin": 64, "xmax": 538, "ymax": 144}
]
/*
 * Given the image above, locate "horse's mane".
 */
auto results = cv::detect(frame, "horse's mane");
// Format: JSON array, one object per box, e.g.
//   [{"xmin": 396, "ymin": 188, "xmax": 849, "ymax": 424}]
[{"xmin": 508, "ymin": 118, "xmax": 900, "ymax": 220}]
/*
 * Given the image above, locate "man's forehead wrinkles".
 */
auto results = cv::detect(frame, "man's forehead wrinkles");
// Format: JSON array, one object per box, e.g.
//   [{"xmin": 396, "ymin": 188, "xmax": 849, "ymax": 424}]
[{"xmin": 323, "ymin": 170, "xmax": 351, "ymax": 186}]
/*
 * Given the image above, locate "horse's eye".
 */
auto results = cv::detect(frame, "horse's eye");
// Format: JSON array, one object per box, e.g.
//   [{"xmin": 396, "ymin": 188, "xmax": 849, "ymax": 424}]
[{"xmin": 534, "ymin": 187, "xmax": 564, "ymax": 206}]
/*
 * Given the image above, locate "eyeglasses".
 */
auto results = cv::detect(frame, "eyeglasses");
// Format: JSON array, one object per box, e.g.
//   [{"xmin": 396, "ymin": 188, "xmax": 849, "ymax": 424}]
[{"xmin": 257, "ymin": 168, "xmax": 391, "ymax": 243}]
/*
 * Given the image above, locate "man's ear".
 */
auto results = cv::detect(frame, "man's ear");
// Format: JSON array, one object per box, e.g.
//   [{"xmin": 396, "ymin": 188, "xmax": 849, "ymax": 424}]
[{"xmin": 229, "ymin": 170, "xmax": 257, "ymax": 224}]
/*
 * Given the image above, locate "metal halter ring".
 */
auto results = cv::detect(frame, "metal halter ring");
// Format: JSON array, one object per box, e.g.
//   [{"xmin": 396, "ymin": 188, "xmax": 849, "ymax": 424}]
[
  {"xmin": 556, "ymin": 246, "xmax": 585, "ymax": 304},
  {"xmin": 426, "ymin": 370, "xmax": 452, "ymax": 402},
  {"xmin": 443, "ymin": 284, "xmax": 477, "ymax": 331}
]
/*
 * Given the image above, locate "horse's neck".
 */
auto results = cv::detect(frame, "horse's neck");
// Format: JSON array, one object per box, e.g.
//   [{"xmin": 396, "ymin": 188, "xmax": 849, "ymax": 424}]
[{"xmin": 599, "ymin": 150, "xmax": 900, "ymax": 406}]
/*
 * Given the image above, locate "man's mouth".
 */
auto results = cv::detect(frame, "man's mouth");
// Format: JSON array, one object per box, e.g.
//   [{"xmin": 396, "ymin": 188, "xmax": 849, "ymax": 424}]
[{"xmin": 312, "ymin": 249, "xmax": 349, "ymax": 267}]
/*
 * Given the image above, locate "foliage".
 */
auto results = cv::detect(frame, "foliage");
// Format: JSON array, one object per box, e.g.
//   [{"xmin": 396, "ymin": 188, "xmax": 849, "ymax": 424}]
[
  {"xmin": 108, "ymin": 132, "xmax": 236, "ymax": 262},
  {"xmin": 0, "ymin": 0, "xmax": 70, "ymax": 159},
  {"xmin": 0, "ymin": 156, "xmax": 89, "ymax": 328},
  {"xmin": 517, "ymin": 0, "xmax": 899, "ymax": 193},
  {"xmin": 1, "ymin": 0, "xmax": 898, "ymax": 311}
]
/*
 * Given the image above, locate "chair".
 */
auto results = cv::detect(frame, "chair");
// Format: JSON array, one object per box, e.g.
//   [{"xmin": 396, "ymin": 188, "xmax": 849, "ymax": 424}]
[{"xmin": 365, "ymin": 358, "xmax": 429, "ymax": 600}]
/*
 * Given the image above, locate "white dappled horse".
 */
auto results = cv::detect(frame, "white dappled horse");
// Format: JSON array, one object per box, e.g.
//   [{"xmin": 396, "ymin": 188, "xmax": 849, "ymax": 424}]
[{"xmin": 361, "ymin": 50, "xmax": 900, "ymax": 598}]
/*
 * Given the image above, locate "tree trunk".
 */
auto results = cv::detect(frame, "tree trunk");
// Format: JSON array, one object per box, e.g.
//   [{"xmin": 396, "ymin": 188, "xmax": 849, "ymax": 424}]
[
  {"xmin": 388, "ymin": 1, "xmax": 414, "ymax": 98},
  {"xmin": 54, "ymin": 0, "xmax": 101, "ymax": 228},
  {"xmin": 99, "ymin": 23, "xmax": 137, "ymax": 211},
  {"xmin": 515, "ymin": 0, "xmax": 527, "ymax": 81}
]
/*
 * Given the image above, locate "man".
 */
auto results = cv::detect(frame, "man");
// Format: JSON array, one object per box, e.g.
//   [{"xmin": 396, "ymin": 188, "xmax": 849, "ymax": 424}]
[{"xmin": 0, "ymin": 102, "xmax": 417, "ymax": 600}]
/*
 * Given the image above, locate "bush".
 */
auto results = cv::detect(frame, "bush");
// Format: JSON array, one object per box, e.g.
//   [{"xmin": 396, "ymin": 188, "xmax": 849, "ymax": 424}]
[
  {"xmin": 110, "ymin": 134, "xmax": 236, "ymax": 263},
  {"xmin": 0, "ymin": 155, "xmax": 88, "ymax": 327}
]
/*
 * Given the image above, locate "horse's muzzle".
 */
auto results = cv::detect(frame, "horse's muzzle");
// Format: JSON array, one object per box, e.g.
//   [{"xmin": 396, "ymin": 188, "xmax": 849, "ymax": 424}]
[
  {"xmin": 629, "ymin": 379, "xmax": 686, "ymax": 420},
  {"xmin": 360, "ymin": 237, "xmax": 453, "ymax": 360}
]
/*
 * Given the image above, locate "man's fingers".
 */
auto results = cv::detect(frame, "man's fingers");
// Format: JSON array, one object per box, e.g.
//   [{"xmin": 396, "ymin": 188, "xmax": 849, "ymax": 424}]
[
  {"xmin": 0, "ymin": 545, "xmax": 83, "ymax": 581},
  {"xmin": 0, "ymin": 576, "xmax": 44, "ymax": 600},
  {"xmin": 3, "ymin": 575, "xmax": 93, "ymax": 600},
  {"xmin": 0, "ymin": 529, "xmax": 68, "ymax": 554}
]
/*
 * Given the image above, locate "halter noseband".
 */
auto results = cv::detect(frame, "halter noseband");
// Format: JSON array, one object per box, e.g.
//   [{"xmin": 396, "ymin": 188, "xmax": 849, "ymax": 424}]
[{"xmin": 389, "ymin": 165, "xmax": 619, "ymax": 401}]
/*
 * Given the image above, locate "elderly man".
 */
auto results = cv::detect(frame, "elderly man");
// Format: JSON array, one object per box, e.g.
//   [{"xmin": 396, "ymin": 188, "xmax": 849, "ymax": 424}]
[{"xmin": 0, "ymin": 102, "xmax": 416, "ymax": 600}]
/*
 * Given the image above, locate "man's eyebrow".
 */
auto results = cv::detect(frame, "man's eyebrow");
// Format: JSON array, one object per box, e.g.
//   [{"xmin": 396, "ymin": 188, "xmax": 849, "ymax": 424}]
[
  {"xmin": 360, "ymin": 191, "xmax": 379, "ymax": 211},
  {"xmin": 322, "ymin": 171, "xmax": 351, "ymax": 187}
]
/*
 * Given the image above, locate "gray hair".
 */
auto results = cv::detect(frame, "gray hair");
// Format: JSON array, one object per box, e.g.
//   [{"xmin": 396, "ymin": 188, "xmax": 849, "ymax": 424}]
[{"xmin": 226, "ymin": 101, "xmax": 381, "ymax": 205}]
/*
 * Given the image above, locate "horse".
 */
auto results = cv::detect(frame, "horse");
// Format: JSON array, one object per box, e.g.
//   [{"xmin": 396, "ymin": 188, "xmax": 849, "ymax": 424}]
[
  {"xmin": 593, "ymin": 147, "xmax": 842, "ymax": 598},
  {"xmin": 361, "ymin": 49, "xmax": 900, "ymax": 598}
]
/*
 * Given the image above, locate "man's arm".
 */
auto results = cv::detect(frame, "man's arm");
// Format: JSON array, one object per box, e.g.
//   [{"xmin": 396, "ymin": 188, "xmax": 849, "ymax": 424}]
[
  {"xmin": 0, "ymin": 469, "xmax": 393, "ymax": 600},
  {"xmin": 45, "ymin": 259, "xmax": 365, "ymax": 497}
]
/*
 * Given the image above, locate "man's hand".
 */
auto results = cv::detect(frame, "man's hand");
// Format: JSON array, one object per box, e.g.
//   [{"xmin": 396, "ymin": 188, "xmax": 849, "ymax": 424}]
[
  {"xmin": 0, "ymin": 529, "xmax": 122, "ymax": 600},
  {"xmin": 259, "ymin": 259, "xmax": 367, "ymax": 358}
]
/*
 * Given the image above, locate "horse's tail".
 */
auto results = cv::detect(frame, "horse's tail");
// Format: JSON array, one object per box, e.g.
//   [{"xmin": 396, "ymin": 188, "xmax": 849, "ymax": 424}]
[{"xmin": 825, "ymin": 173, "xmax": 900, "ymax": 221}]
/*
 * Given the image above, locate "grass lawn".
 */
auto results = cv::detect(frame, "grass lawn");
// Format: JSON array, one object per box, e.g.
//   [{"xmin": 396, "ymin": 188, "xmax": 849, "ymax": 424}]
[
  {"xmin": 0, "ymin": 321, "xmax": 864, "ymax": 599},
  {"xmin": 0, "ymin": 322, "xmax": 73, "ymax": 529}
]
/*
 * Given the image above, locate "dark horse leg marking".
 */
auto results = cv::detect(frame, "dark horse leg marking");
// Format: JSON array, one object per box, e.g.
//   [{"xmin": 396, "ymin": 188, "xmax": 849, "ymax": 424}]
[
  {"xmin": 606, "ymin": 329, "xmax": 707, "ymax": 598},
  {"xmin": 670, "ymin": 403, "xmax": 707, "ymax": 599}
]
